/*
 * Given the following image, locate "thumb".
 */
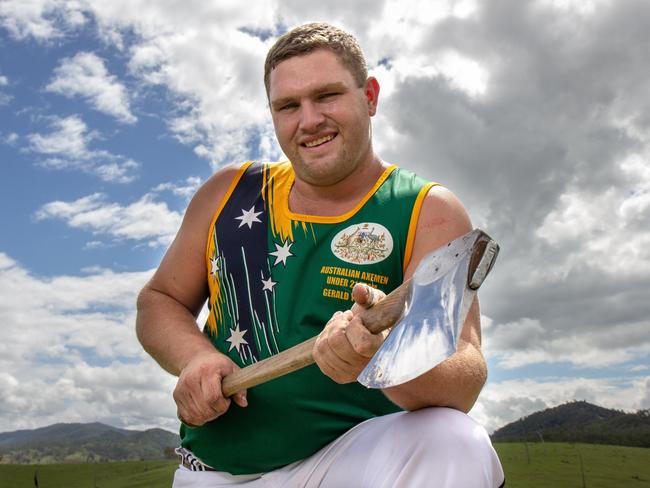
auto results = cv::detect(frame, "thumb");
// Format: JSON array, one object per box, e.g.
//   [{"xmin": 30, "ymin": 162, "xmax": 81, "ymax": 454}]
[
  {"xmin": 232, "ymin": 390, "xmax": 248, "ymax": 408},
  {"xmin": 352, "ymin": 283, "xmax": 385, "ymax": 309}
]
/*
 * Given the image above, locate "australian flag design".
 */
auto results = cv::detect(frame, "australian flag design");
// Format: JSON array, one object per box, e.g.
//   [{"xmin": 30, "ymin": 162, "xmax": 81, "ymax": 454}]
[{"xmin": 206, "ymin": 163, "xmax": 283, "ymax": 366}]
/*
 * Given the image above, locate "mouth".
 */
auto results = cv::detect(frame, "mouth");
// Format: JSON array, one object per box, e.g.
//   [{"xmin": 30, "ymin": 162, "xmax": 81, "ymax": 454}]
[{"xmin": 301, "ymin": 133, "xmax": 337, "ymax": 148}]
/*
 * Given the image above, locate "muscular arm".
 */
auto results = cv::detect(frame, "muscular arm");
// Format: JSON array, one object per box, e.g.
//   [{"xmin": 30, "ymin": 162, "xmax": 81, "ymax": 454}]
[
  {"xmin": 313, "ymin": 185, "xmax": 486, "ymax": 413},
  {"xmin": 382, "ymin": 186, "xmax": 486, "ymax": 412},
  {"xmin": 136, "ymin": 164, "xmax": 248, "ymax": 426}
]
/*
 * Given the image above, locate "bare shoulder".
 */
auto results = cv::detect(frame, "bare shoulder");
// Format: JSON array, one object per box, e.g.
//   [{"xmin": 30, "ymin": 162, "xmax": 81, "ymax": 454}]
[
  {"xmin": 404, "ymin": 185, "xmax": 473, "ymax": 279},
  {"xmin": 145, "ymin": 163, "xmax": 245, "ymax": 313},
  {"xmin": 184, "ymin": 163, "xmax": 244, "ymax": 225}
]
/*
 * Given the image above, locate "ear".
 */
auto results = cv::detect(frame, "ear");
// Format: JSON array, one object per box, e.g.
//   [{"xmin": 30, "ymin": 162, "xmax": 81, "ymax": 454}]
[{"xmin": 364, "ymin": 77, "xmax": 380, "ymax": 116}]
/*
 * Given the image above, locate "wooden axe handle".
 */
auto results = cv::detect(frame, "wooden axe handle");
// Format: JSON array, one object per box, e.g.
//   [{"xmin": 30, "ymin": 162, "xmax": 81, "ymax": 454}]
[{"xmin": 221, "ymin": 280, "xmax": 411, "ymax": 397}]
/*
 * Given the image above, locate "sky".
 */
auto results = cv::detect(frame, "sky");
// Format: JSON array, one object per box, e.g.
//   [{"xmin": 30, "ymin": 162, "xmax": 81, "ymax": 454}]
[{"xmin": 0, "ymin": 0, "xmax": 648, "ymax": 436}]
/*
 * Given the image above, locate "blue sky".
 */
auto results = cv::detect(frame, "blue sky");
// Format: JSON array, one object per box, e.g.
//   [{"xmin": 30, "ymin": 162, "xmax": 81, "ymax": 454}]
[
  {"xmin": 1, "ymin": 0, "xmax": 649, "ymax": 435},
  {"xmin": 1, "ymin": 29, "xmax": 208, "ymax": 275}
]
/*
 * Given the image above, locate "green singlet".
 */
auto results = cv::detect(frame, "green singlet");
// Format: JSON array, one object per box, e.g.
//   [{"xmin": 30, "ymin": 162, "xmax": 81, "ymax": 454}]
[{"xmin": 180, "ymin": 161, "xmax": 435, "ymax": 474}]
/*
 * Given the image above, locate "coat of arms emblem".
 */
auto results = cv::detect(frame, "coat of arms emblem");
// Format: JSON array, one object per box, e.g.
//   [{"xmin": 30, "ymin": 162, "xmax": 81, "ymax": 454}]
[{"xmin": 330, "ymin": 223, "xmax": 393, "ymax": 265}]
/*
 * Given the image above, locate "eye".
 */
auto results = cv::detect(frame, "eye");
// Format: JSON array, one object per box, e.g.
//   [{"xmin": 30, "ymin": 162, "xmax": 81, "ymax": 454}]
[
  {"xmin": 318, "ymin": 92, "xmax": 339, "ymax": 101},
  {"xmin": 274, "ymin": 102, "xmax": 298, "ymax": 112}
]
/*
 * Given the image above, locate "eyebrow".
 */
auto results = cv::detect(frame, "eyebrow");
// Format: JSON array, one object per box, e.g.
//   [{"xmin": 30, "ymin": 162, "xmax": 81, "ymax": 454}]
[{"xmin": 270, "ymin": 82, "xmax": 349, "ymax": 110}]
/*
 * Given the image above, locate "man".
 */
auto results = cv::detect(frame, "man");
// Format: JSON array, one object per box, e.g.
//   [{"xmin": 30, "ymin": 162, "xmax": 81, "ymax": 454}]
[{"xmin": 137, "ymin": 22, "xmax": 504, "ymax": 487}]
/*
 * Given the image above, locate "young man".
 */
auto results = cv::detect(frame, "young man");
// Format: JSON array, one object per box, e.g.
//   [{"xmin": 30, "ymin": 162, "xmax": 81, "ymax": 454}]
[{"xmin": 136, "ymin": 23, "xmax": 505, "ymax": 487}]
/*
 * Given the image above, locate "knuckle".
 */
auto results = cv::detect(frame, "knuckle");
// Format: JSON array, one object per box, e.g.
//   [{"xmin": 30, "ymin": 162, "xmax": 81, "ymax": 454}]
[
  {"xmin": 356, "ymin": 337, "xmax": 374, "ymax": 355},
  {"xmin": 207, "ymin": 388, "xmax": 226, "ymax": 408},
  {"xmin": 328, "ymin": 330, "xmax": 347, "ymax": 349},
  {"xmin": 314, "ymin": 335, "xmax": 328, "ymax": 355},
  {"xmin": 172, "ymin": 388, "xmax": 182, "ymax": 403},
  {"xmin": 353, "ymin": 334, "xmax": 378, "ymax": 357}
]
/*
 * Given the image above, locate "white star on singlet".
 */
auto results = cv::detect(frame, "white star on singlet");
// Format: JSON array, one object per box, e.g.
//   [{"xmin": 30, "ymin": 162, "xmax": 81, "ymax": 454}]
[
  {"xmin": 269, "ymin": 240, "xmax": 293, "ymax": 267},
  {"xmin": 261, "ymin": 275, "xmax": 277, "ymax": 292},
  {"xmin": 235, "ymin": 206, "xmax": 262, "ymax": 229},
  {"xmin": 226, "ymin": 324, "xmax": 248, "ymax": 353},
  {"xmin": 210, "ymin": 256, "xmax": 221, "ymax": 276}
]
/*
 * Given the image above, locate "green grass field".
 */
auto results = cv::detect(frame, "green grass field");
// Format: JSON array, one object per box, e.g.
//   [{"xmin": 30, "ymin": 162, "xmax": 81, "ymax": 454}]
[
  {"xmin": 0, "ymin": 460, "xmax": 177, "ymax": 488},
  {"xmin": 0, "ymin": 443, "xmax": 648, "ymax": 487},
  {"xmin": 495, "ymin": 442, "xmax": 650, "ymax": 487}
]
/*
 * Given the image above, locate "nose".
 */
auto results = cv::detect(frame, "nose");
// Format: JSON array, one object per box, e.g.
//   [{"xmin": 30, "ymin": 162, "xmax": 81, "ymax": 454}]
[{"xmin": 298, "ymin": 101, "xmax": 325, "ymax": 132}]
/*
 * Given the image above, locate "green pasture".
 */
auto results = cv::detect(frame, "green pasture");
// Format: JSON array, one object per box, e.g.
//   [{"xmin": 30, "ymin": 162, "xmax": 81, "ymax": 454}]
[
  {"xmin": 0, "ymin": 460, "xmax": 177, "ymax": 488},
  {"xmin": 0, "ymin": 443, "xmax": 648, "ymax": 487},
  {"xmin": 496, "ymin": 442, "xmax": 650, "ymax": 487}
]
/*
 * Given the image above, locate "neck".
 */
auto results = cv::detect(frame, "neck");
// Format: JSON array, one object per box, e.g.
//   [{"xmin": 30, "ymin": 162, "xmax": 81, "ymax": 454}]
[{"xmin": 289, "ymin": 154, "xmax": 387, "ymax": 216}]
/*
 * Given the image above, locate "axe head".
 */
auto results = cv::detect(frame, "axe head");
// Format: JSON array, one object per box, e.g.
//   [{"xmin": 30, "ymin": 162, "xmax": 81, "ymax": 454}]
[{"xmin": 357, "ymin": 229, "xmax": 499, "ymax": 389}]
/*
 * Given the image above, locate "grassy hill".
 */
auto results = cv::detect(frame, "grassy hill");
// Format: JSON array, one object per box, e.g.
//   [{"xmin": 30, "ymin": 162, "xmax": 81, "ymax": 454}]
[
  {"xmin": 492, "ymin": 400, "xmax": 650, "ymax": 447},
  {"xmin": 0, "ymin": 422, "xmax": 179, "ymax": 464}
]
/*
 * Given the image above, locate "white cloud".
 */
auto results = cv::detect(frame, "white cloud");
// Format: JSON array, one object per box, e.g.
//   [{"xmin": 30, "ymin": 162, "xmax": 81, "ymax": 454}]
[
  {"xmin": 34, "ymin": 192, "xmax": 183, "ymax": 247},
  {"xmin": 153, "ymin": 176, "xmax": 202, "ymax": 199},
  {"xmin": 536, "ymin": 152, "xmax": 650, "ymax": 280},
  {"xmin": 539, "ymin": 0, "xmax": 612, "ymax": 16},
  {"xmin": 28, "ymin": 114, "xmax": 90, "ymax": 157},
  {"xmin": 0, "ymin": 0, "xmax": 86, "ymax": 40},
  {"xmin": 1, "ymin": 132, "xmax": 19, "ymax": 145},
  {"xmin": 0, "ymin": 73, "xmax": 10, "ymax": 106},
  {"xmin": 46, "ymin": 51, "xmax": 137, "ymax": 123},
  {"xmin": 125, "ymin": 27, "xmax": 279, "ymax": 168},
  {"xmin": 0, "ymin": 252, "xmax": 183, "ymax": 432},
  {"xmin": 77, "ymin": 1, "xmax": 291, "ymax": 168},
  {"xmin": 27, "ymin": 115, "xmax": 140, "ymax": 183},
  {"xmin": 483, "ymin": 317, "xmax": 650, "ymax": 369},
  {"xmin": 436, "ymin": 51, "xmax": 488, "ymax": 98}
]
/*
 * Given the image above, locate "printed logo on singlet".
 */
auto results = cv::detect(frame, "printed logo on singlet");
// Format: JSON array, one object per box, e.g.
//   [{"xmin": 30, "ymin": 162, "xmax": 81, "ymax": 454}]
[{"xmin": 330, "ymin": 223, "xmax": 393, "ymax": 265}]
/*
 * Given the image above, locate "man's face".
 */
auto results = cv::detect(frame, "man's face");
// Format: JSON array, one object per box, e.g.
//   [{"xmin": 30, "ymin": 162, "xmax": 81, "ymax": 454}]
[{"xmin": 268, "ymin": 49, "xmax": 378, "ymax": 186}]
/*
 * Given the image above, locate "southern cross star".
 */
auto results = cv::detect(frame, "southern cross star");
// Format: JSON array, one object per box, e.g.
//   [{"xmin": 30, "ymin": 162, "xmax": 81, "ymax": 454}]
[
  {"xmin": 210, "ymin": 256, "xmax": 221, "ymax": 276},
  {"xmin": 269, "ymin": 239, "xmax": 293, "ymax": 267},
  {"xmin": 261, "ymin": 275, "xmax": 277, "ymax": 292},
  {"xmin": 226, "ymin": 324, "xmax": 248, "ymax": 353},
  {"xmin": 235, "ymin": 206, "xmax": 262, "ymax": 229}
]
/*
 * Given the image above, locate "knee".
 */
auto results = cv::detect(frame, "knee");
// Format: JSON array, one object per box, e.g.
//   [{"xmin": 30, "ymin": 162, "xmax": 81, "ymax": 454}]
[
  {"xmin": 387, "ymin": 408, "xmax": 503, "ymax": 485},
  {"xmin": 391, "ymin": 407, "xmax": 495, "ymax": 460}
]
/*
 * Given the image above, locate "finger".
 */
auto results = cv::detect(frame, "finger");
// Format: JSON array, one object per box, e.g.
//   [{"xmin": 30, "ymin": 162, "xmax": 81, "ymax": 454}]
[
  {"xmin": 345, "ymin": 317, "xmax": 384, "ymax": 358},
  {"xmin": 174, "ymin": 395, "xmax": 194, "ymax": 427},
  {"xmin": 201, "ymin": 374, "xmax": 231, "ymax": 418},
  {"xmin": 315, "ymin": 345, "xmax": 357, "ymax": 383},
  {"xmin": 177, "ymin": 410, "xmax": 198, "ymax": 428},
  {"xmin": 174, "ymin": 388, "xmax": 205, "ymax": 427},
  {"xmin": 325, "ymin": 325, "xmax": 366, "ymax": 367},
  {"xmin": 321, "ymin": 312, "xmax": 360, "ymax": 363},
  {"xmin": 327, "ymin": 309, "xmax": 351, "ymax": 324},
  {"xmin": 314, "ymin": 329, "xmax": 357, "ymax": 381}
]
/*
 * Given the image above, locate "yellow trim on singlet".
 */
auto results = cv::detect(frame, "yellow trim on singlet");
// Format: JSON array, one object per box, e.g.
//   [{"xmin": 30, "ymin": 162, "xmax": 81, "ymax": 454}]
[
  {"xmin": 267, "ymin": 160, "xmax": 397, "ymax": 224},
  {"xmin": 402, "ymin": 182, "xmax": 439, "ymax": 273},
  {"xmin": 204, "ymin": 161, "xmax": 254, "ymax": 267}
]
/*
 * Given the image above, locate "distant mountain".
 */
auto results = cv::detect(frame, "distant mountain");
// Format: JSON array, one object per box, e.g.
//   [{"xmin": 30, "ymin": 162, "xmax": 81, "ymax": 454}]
[
  {"xmin": 0, "ymin": 422, "xmax": 180, "ymax": 464},
  {"xmin": 491, "ymin": 400, "xmax": 650, "ymax": 447}
]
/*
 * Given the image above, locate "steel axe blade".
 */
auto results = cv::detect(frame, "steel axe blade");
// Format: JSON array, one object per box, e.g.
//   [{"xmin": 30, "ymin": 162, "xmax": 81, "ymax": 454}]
[{"xmin": 357, "ymin": 229, "xmax": 499, "ymax": 389}]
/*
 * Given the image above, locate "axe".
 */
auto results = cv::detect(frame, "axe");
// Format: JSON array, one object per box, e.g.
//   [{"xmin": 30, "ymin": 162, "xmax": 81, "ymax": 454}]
[{"xmin": 221, "ymin": 228, "xmax": 499, "ymax": 396}]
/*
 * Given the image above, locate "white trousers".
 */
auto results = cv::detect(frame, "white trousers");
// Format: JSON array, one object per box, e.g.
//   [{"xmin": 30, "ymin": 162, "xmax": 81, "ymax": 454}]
[{"xmin": 173, "ymin": 407, "xmax": 505, "ymax": 488}]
